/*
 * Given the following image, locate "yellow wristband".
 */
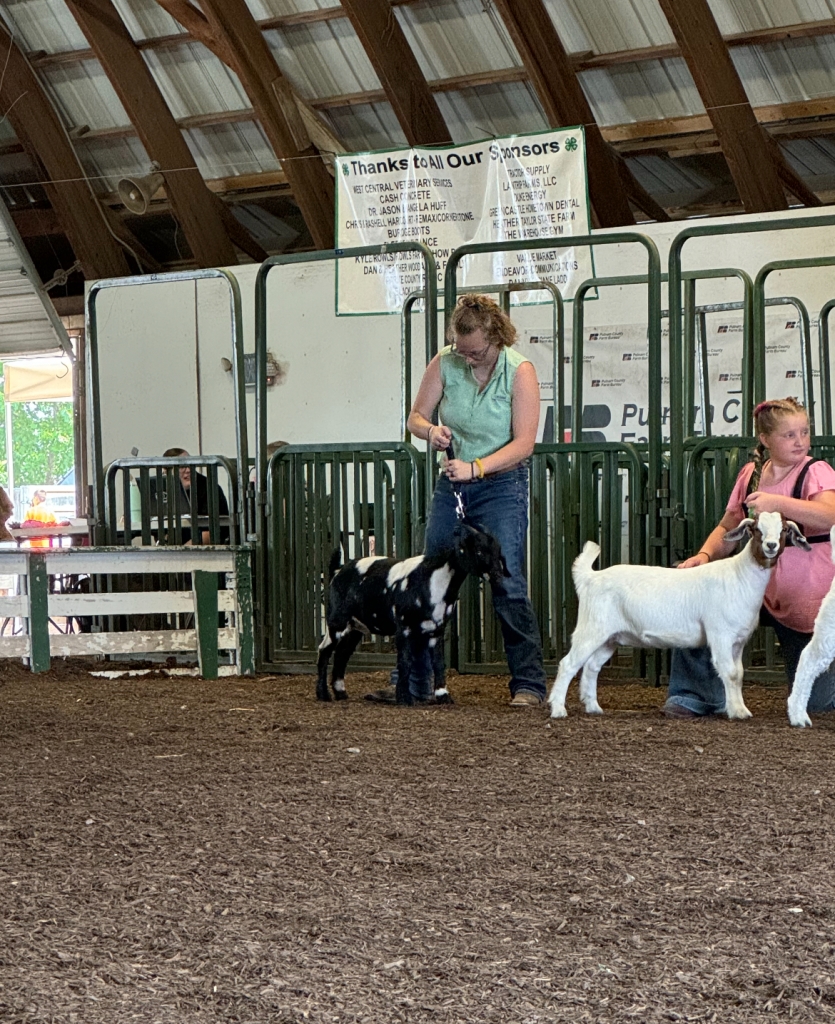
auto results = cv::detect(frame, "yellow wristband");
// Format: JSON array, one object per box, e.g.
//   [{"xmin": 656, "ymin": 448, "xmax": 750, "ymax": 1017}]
[{"xmin": 474, "ymin": 457, "xmax": 485, "ymax": 479}]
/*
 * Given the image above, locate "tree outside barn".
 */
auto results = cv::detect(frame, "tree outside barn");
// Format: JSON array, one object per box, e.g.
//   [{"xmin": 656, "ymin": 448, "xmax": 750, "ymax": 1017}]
[{"xmin": 0, "ymin": 361, "xmax": 75, "ymax": 518}]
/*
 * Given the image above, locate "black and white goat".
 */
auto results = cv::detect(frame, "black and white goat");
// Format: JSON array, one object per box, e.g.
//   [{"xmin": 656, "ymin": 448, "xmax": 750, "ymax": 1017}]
[
  {"xmin": 787, "ymin": 524, "xmax": 835, "ymax": 727},
  {"xmin": 549, "ymin": 511, "xmax": 809, "ymax": 720},
  {"xmin": 317, "ymin": 523, "xmax": 509, "ymax": 704}
]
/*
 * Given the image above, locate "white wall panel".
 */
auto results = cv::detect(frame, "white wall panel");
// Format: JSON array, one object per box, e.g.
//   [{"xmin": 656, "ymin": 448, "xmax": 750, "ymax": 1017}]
[
  {"xmin": 93, "ymin": 281, "xmax": 200, "ymax": 465},
  {"xmin": 90, "ymin": 208, "xmax": 835, "ymax": 473}
]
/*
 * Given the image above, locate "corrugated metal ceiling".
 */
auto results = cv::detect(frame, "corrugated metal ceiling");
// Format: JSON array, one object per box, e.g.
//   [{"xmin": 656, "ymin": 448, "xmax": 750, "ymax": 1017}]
[
  {"xmin": 1, "ymin": 0, "xmax": 835, "ymax": 180},
  {"xmin": 0, "ymin": 0, "xmax": 833, "ymax": 240}
]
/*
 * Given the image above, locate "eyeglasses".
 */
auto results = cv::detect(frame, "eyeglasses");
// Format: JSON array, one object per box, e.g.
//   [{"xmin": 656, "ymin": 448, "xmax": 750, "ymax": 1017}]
[{"xmin": 450, "ymin": 340, "xmax": 492, "ymax": 361}]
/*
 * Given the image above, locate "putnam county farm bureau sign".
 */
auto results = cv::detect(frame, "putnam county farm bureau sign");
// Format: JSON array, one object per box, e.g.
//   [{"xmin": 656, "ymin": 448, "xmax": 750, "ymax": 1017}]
[{"xmin": 335, "ymin": 127, "xmax": 591, "ymax": 315}]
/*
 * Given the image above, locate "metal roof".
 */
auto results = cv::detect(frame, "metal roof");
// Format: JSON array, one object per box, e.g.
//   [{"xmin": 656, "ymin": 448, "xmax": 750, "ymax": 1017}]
[
  {"xmin": 1, "ymin": 0, "xmax": 835, "ymax": 176},
  {"xmin": 0, "ymin": 0, "xmax": 835, "ymax": 298},
  {"xmin": 0, "ymin": 202, "xmax": 71, "ymax": 356}
]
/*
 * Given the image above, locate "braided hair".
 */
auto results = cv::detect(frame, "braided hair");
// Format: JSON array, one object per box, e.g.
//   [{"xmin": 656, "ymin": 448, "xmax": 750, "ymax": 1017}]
[{"xmin": 749, "ymin": 397, "xmax": 807, "ymax": 490}]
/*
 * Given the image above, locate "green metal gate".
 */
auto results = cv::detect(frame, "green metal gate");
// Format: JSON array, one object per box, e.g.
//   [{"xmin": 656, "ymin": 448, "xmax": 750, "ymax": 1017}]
[{"xmin": 263, "ymin": 442, "xmax": 424, "ymax": 671}]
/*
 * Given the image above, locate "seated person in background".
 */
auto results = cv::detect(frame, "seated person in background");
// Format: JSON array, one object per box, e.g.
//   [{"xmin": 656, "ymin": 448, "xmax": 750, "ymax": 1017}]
[
  {"xmin": 22, "ymin": 489, "xmax": 70, "ymax": 548},
  {"xmin": 249, "ymin": 440, "xmax": 289, "ymax": 484},
  {"xmin": 151, "ymin": 447, "xmax": 230, "ymax": 544}
]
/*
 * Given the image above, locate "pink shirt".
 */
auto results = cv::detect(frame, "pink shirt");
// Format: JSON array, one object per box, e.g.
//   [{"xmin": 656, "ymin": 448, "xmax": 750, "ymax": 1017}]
[{"xmin": 726, "ymin": 457, "xmax": 835, "ymax": 632}]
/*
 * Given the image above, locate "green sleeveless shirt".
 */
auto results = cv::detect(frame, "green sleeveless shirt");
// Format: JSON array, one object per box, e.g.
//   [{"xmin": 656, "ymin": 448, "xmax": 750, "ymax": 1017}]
[{"xmin": 438, "ymin": 344, "xmax": 529, "ymax": 463}]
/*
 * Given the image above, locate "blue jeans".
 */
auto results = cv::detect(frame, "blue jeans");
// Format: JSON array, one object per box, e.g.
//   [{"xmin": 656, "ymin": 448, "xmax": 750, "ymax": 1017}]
[
  {"xmin": 665, "ymin": 608, "xmax": 835, "ymax": 716},
  {"xmin": 402, "ymin": 464, "xmax": 546, "ymax": 699}
]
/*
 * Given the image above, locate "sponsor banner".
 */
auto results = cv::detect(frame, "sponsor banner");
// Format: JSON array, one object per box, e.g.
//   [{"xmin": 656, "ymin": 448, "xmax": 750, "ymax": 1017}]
[
  {"xmin": 519, "ymin": 312, "xmax": 809, "ymax": 444},
  {"xmin": 701, "ymin": 312, "xmax": 807, "ymax": 434},
  {"xmin": 520, "ymin": 324, "xmax": 670, "ymax": 443},
  {"xmin": 335, "ymin": 128, "xmax": 591, "ymax": 314}
]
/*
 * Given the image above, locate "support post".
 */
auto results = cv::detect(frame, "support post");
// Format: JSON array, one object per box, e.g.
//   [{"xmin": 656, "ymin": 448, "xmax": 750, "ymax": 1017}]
[
  {"xmin": 234, "ymin": 549, "xmax": 255, "ymax": 675},
  {"xmin": 193, "ymin": 570, "xmax": 219, "ymax": 679},
  {"xmin": 27, "ymin": 553, "xmax": 51, "ymax": 673}
]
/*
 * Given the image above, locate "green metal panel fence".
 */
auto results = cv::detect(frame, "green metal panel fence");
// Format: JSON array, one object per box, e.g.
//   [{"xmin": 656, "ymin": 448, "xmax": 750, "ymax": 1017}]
[
  {"xmin": 457, "ymin": 441, "xmax": 649, "ymax": 674},
  {"xmin": 103, "ymin": 456, "xmax": 239, "ymax": 547},
  {"xmin": 667, "ymin": 212, "xmax": 835, "ymax": 564},
  {"xmin": 262, "ymin": 442, "xmax": 424, "ymax": 671},
  {"xmin": 86, "ymin": 269, "xmax": 250, "ymax": 544}
]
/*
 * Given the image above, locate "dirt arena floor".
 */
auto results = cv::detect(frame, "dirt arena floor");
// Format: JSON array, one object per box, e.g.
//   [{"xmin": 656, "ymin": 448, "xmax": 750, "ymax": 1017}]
[{"xmin": 2, "ymin": 661, "xmax": 835, "ymax": 1023}]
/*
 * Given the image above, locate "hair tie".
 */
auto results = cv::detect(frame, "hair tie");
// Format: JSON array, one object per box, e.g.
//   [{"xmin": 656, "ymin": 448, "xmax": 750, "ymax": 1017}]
[{"xmin": 752, "ymin": 401, "xmax": 773, "ymax": 418}]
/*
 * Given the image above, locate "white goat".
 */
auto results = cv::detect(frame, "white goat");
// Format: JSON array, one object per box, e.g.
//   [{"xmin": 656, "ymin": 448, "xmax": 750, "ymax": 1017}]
[
  {"xmin": 787, "ymin": 524, "xmax": 835, "ymax": 728},
  {"xmin": 549, "ymin": 511, "xmax": 809, "ymax": 721}
]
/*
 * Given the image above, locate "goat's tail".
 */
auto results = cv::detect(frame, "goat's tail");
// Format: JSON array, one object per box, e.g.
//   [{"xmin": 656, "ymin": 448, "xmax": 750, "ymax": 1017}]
[
  {"xmin": 572, "ymin": 540, "xmax": 601, "ymax": 591},
  {"xmin": 327, "ymin": 548, "xmax": 342, "ymax": 580}
]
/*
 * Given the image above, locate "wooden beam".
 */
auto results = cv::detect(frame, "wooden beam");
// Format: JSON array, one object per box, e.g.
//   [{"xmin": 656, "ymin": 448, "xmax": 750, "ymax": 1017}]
[
  {"xmin": 655, "ymin": 0, "xmax": 789, "ymax": 213},
  {"xmin": 98, "ymin": 205, "xmax": 165, "ymax": 271},
  {"xmin": 10, "ymin": 207, "xmax": 63, "ymax": 237},
  {"xmin": 29, "ymin": 13, "xmax": 835, "ymax": 76},
  {"xmin": 30, "ymin": 9, "xmax": 835, "ymax": 86},
  {"xmin": 156, "ymin": 0, "xmax": 335, "ymax": 249},
  {"xmin": 211, "ymin": 196, "xmax": 269, "ymax": 262},
  {"xmin": 52, "ymin": 295, "xmax": 85, "ymax": 317},
  {"xmin": 0, "ymin": 23, "xmax": 129, "ymax": 279},
  {"xmin": 613, "ymin": 153, "xmax": 670, "ymax": 222},
  {"xmin": 761, "ymin": 132, "xmax": 821, "ymax": 207},
  {"xmin": 339, "ymin": 0, "xmax": 452, "ymax": 145},
  {"xmin": 492, "ymin": 0, "xmax": 637, "ymax": 227},
  {"xmin": 66, "ymin": 0, "xmax": 239, "ymax": 269},
  {"xmin": 310, "ymin": 68, "xmax": 529, "ymax": 110}
]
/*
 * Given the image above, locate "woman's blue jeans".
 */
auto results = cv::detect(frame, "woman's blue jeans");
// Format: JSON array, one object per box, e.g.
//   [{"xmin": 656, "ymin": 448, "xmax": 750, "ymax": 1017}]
[
  {"xmin": 401, "ymin": 464, "xmax": 547, "ymax": 700},
  {"xmin": 665, "ymin": 608, "xmax": 835, "ymax": 716}
]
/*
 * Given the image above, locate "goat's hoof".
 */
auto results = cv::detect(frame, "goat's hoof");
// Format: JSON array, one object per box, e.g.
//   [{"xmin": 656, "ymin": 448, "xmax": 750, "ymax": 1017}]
[
  {"xmin": 549, "ymin": 704, "xmax": 568, "ymax": 719},
  {"xmin": 430, "ymin": 690, "xmax": 453, "ymax": 705},
  {"xmin": 316, "ymin": 689, "xmax": 332, "ymax": 702},
  {"xmin": 583, "ymin": 702, "xmax": 604, "ymax": 715},
  {"xmin": 727, "ymin": 707, "xmax": 753, "ymax": 720},
  {"xmin": 334, "ymin": 690, "xmax": 348, "ymax": 701},
  {"xmin": 788, "ymin": 710, "xmax": 813, "ymax": 728}
]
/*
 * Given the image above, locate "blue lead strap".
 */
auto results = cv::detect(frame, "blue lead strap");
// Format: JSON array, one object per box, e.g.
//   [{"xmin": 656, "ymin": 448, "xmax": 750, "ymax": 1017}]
[{"xmin": 445, "ymin": 443, "xmax": 466, "ymax": 521}]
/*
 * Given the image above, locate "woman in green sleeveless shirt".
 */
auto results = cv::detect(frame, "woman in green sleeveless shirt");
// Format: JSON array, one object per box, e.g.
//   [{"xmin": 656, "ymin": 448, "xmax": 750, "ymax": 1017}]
[{"xmin": 370, "ymin": 293, "xmax": 547, "ymax": 706}]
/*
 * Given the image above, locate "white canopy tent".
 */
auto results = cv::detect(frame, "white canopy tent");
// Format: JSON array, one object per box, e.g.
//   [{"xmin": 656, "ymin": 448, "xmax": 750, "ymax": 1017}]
[{"xmin": 3, "ymin": 355, "xmax": 74, "ymax": 505}]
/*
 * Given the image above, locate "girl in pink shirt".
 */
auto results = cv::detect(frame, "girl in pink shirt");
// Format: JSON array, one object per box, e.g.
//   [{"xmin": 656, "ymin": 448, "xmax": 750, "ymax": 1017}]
[{"xmin": 664, "ymin": 397, "xmax": 835, "ymax": 719}]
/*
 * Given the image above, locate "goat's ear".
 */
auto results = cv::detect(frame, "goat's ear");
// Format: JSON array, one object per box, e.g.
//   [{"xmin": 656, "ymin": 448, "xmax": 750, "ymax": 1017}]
[
  {"xmin": 785, "ymin": 519, "xmax": 811, "ymax": 551},
  {"xmin": 723, "ymin": 517, "xmax": 755, "ymax": 544}
]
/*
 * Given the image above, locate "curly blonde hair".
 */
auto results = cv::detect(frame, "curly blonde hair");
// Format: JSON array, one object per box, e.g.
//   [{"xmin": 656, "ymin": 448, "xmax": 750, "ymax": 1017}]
[{"xmin": 447, "ymin": 293, "xmax": 517, "ymax": 349}]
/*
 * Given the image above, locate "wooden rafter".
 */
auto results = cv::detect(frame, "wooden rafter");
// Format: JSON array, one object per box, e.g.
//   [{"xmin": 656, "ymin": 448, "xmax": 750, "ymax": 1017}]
[
  {"xmin": 339, "ymin": 0, "xmax": 452, "ymax": 146},
  {"xmin": 9, "ymin": 95, "xmax": 835, "ymax": 193},
  {"xmin": 153, "ymin": 0, "xmax": 343, "ymax": 163},
  {"xmin": 30, "ymin": 15, "xmax": 835, "ymax": 74},
  {"xmin": 492, "ymin": 0, "xmax": 641, "ymax": 227},
  {"xmin": 154, "ymin": 0, "xmax": 335, "ymax": 249},
  {"xmin": 66, "ymin": 0, "xmax": 240, "ymax": 269},
  {"xmin": 47, "ymin": 91, "xmax": 835, "ymax": 155},
  {"xmin": 655, "ymin": 0, "xmax": 790, "ymax": 212},
  {"xmin": 0, "ymin": 23, "xmax": 129, "ymax": 279},
  {"xmin": 98, "ymin": 206, "xmax": 165, "ymax": 272}
]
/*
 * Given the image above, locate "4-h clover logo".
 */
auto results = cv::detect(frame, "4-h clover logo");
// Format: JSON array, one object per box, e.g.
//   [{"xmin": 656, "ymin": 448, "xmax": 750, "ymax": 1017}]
[
  {"xmin": 341, "ymin": 164, "xmax": 349, "ymax": 175},
  {"xmin": 565, "ymin": 137, "xmax": 578, "ymax": 151}
]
